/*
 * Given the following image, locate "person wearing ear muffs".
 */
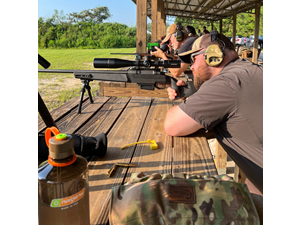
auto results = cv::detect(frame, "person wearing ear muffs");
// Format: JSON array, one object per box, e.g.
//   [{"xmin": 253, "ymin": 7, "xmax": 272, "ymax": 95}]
[
  {"xmin": 164, "ymin": 32, "xmax": 263, "ymax": 197},
  {"xmin": 150, "ymin": 22, "xmax": 198, "ymax": 78}
]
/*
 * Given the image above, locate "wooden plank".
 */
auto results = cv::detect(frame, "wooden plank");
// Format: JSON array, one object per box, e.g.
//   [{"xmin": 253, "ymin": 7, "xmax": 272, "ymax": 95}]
[
  {"xmin": 38, "ymin": 96, "xmax": 88, "ymax": 132},
  {"xmin": 99, "ymin": 81, "xmax": 169, "ymax": 98},
  {"xmin": 215, "ymin": 141, "xmax": 228, "ymax": 175},
  {"xmin": 87, "ymin": 96, "xmax": 152, "ymax": 225},
  {"xmin": 219, "ymin": 19, "xmax": 222, "ymax": 34},
  {"xmin": 124, "ymin": 97, "xmax": 173, "ymax": 183},
  {"xmin": 136, "ymin": 0, "xmax": 147, "ymax": 53},
  {"xmin": 98, "ymin": 81, "xmax": 125, "ymax": 97},
  {"xmin": 173, "ymin": 129, "xmax": 217, "ymax": 176},
  {"xmin": 75, "ymin": 97, "xmax": 130, "ymax": 136},
  {"xmin": 55, "ymin": 96, "xmax": 110, "ymax": 134}
]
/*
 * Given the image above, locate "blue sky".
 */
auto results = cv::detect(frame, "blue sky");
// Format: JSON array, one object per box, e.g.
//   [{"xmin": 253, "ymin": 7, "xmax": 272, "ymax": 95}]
[{"xmin": 38, "ymin": 0, "xmax": 148, "ymax": 27}]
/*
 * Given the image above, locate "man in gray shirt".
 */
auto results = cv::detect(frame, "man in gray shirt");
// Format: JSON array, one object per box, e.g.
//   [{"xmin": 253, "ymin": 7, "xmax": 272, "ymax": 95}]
[{"xmin": 164, "ymin": 32, "xmax": 263, "ymax": 194}]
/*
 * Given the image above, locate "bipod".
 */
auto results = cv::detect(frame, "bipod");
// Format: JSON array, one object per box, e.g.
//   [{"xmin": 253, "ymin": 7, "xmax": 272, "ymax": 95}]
[{"xmin": 78, "ymin": 79, "xmax": 93, "ymax": 114}]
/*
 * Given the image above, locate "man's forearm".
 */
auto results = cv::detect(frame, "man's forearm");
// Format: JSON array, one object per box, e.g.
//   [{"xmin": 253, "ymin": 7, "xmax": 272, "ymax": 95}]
[{"xmin": 164, "ymin": 105, "xmax": 204, "ymax": 136}]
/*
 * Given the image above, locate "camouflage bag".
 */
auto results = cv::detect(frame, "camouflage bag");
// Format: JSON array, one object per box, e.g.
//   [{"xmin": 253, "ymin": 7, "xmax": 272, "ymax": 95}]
[{"xmin": 109, "ymin": 172, "xmax": 260, "ymax": 225}]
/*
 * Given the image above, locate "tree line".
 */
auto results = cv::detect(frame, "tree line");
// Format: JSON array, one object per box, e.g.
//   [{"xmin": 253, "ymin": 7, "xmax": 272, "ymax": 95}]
[
  {"xmin": 38, "ymin": 6, "xmax": 263, "ymax": 49},
  {"xmin": 38, "ymin": 6, "xmax": 141, "ymax": 49}
]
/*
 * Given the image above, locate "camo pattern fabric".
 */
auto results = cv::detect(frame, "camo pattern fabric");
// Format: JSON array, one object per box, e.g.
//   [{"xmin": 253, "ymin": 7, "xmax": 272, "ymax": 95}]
[{"xmin": 109, "ymin": 172, "xmax": 259, "ymax": 225}]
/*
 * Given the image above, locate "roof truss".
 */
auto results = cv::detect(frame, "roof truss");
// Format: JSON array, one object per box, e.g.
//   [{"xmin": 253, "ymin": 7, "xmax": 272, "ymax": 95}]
[{"xmin": 131, "ymin": 0, "xmax": 263, "ymax": 21}]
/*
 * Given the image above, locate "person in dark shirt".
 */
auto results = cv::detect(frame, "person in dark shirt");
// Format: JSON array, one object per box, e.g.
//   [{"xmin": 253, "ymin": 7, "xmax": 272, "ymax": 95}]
[
  {"xmin": 202, "ymin": 26, "xmax": 210, "ymax": 35},
  {"xmin": 150, "ymin": 23, "xmax": 198, "ymax": 78},
  {"xmin": 164, "ymin": 32, "xmax": 263, "ymax": 194}
]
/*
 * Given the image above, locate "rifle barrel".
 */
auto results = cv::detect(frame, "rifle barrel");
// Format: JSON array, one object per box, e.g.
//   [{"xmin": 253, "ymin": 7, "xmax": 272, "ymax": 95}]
[
  {"xmin": 38, "ymin": 69, "xmax": 97, "ymax": 73},
  {"xmin": 38, "ymin": 69, "xmax": 129, "ymax": 74}
]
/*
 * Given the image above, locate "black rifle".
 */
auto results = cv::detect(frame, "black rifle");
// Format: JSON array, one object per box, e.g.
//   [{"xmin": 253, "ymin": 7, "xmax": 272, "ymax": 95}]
[{"xmin": 38, "ymin": 56, "xmax": 197, "ymax": 114}]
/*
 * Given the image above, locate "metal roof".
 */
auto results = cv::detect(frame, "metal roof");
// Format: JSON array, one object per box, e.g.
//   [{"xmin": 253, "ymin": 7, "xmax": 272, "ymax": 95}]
[{"xmin": 131, "ymin": 0, "xmax": 263, "ymax": 22}]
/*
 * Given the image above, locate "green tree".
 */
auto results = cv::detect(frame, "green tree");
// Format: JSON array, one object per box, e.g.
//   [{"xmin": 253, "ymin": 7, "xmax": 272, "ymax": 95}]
[
  {"xmin": 174, "ymin": 6, "xmax": 263, "ymax": 37},
  {"xmin": 67, "ymin": 6, "xmax": 111, "ymax": 24}
]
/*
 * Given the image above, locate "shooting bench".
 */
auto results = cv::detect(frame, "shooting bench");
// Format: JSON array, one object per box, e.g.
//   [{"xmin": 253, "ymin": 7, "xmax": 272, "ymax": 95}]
[
  {"xmin": 38, "ymin": 96, "xmax": 218, "ymax": 224},
  {"xmin": 237, "ymin": 46, "xmax": 262, "ymax": 64}
]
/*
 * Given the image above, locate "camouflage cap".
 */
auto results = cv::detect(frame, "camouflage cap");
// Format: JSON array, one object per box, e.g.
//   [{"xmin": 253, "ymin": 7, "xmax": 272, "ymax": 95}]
[{"xmin": 178, "ymin": 33, "xmax": 235, "ymax": 57}]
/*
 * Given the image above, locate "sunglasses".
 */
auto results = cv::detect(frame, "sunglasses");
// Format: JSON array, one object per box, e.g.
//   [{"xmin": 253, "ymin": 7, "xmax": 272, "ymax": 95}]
[{"xmin": 190, "ymin": 50, "xmax": 206, "ymax": 65}]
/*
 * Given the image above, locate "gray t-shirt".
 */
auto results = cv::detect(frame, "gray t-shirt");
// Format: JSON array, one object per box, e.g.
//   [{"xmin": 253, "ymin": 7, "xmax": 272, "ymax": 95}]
[{"xmin": 179, "ymin": 58, "xmax": 263, "ymax": 169}]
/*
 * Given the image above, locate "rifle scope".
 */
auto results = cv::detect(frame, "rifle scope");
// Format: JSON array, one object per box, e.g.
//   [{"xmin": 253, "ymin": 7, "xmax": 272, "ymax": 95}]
[{"xmin": 93, "ymin": 58, "xmax": 180, "ymax": 69}]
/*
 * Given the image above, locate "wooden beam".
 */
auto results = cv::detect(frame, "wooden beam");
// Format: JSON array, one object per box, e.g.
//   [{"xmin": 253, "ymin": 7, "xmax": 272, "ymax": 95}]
[
  {"xmin": 161, "ymin": 1, "xmax": 166, "ymax": 38},
  {"xmin": 136, "ymin": 0, "xmax": 147, "ymax": 53},
  {"xmin": 234, "ymin": 165, "xmax": 247, "ymax": 183},
  {"xmin": 151, "ymin": 0, "xmax": 158, "ymax": 42},
  {"xmin": 157, "ymin": 0, "xmax": 163, "ymax": 40},
  {"xmin": 219, "ymin": 19, "xmax": 222, "ymax": 34},
  {"xmin": 214, "ymin": 141, "xmax": 227, "ymax": 175},
  {"xmin": 209, "ymin": 0, "xmax": 241, "ymax": 16},
  {"xmin": 168, "ymin": 8, "xmax": 228, "ymax": 21},
  {"xmin": 192, "ymin": 0, "xmax": 224, "ymax": 19},
  {"xmin": 232, "ymin": 12, "xmax": 237, "ymax": 46},
  {"xmin": 187, "ymin": 0, "xmax": 207, "ymax": 21},
  {"xmin": 252, "ymin": 2, "xmax": 261, "ymax": 63}
]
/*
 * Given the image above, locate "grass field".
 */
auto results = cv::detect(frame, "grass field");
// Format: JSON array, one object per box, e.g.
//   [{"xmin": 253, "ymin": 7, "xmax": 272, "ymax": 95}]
[{"xmin": 38, "ymin": 48, "xmax": 136, "ymax": 112}]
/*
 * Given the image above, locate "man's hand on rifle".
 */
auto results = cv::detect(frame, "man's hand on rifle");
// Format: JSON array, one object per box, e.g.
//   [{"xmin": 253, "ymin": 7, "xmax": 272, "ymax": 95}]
[
  {"xmin": 150, "ymin": 46, "xmax": 165, "ymax": 59},
  {"xmin": 151, "ymin": 46, "xmax": 178, "ymax": 61},
  {"xmin": 167, "ymin": 80, "xmax": 187, "ymax": 100},
  {"xmin": 165, "ymin": 45, "xmax": 177, "ymax": 60}
]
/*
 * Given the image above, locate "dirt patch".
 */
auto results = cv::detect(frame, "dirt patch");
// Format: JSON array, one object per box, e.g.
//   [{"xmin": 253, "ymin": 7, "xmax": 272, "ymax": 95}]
[{"xmin": 38, "ymin": 77, "xmax": 80, "ymax": 89}]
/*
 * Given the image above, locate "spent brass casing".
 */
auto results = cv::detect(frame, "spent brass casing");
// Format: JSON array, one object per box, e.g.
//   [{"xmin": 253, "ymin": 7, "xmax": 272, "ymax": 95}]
[
  {"xmin": 107, "ymin": 164, "xmax": 117, "ymax": 177},
  {"xmin": 116, "ymin": 163, "xmax": 138, "ymax": 167},
  {"xmin": 107, "ymin": 163, "xmax": 138, "ymax": 178}
]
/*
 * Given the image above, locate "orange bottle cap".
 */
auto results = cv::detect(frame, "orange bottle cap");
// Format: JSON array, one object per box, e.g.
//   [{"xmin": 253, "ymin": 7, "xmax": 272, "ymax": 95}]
[{"xmin": 45, "ymin": 127, "xmax": 60, "ymax": 148}]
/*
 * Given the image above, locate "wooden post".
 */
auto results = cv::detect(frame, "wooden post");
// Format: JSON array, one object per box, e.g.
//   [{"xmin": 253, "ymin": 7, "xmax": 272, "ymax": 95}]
[
  {"xmin": 211, "ymin": 21, "xmax": 214, "ymax": 31},
  {"xmin": 151, "ymin": 0, "xmax": 158, "ymax": 42},
  {"xmin": 136, "ymin": 0, "xmax": 147, "ymax": 53},
  {"xmin": 252, "ymin": 3, "xmax": 261, "ymax": 63},
  {"xmin": 234, "ymin": 165, "xmax": 247, "ymax": 183},
  {"xmin": 214, "ymin": 141, "xmax": 227, "ymax": 175},
  {"xmin": 232, "ymin": 12, "xmax": 237, "ymax": 46},
  {"xmin": 161, "ymin": 5, "xmax": 166, "ymax": 37},
  {"xmin": 157, "ymin": 0, "xmax": 165, "ymax": 40},
  {"xmin": 219, "ymin": 19, "xmax": 222, "ymax": 34}
]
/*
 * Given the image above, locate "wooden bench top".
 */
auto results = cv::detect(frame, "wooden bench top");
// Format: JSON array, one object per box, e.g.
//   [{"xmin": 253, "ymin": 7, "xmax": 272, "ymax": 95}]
[{"xmin": 38, "ymin": 96, "xmax": 217, "ymax": 225}]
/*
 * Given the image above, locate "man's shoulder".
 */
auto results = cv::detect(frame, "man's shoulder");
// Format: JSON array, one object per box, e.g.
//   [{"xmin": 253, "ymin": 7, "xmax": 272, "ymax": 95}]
[
  {"xmin": 209, "ymin": 58, "xmax": 263, "ymax": 86},
  {"xmin": 221, "ymin": 58, "xmax": 263, "ymax": 74}
]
